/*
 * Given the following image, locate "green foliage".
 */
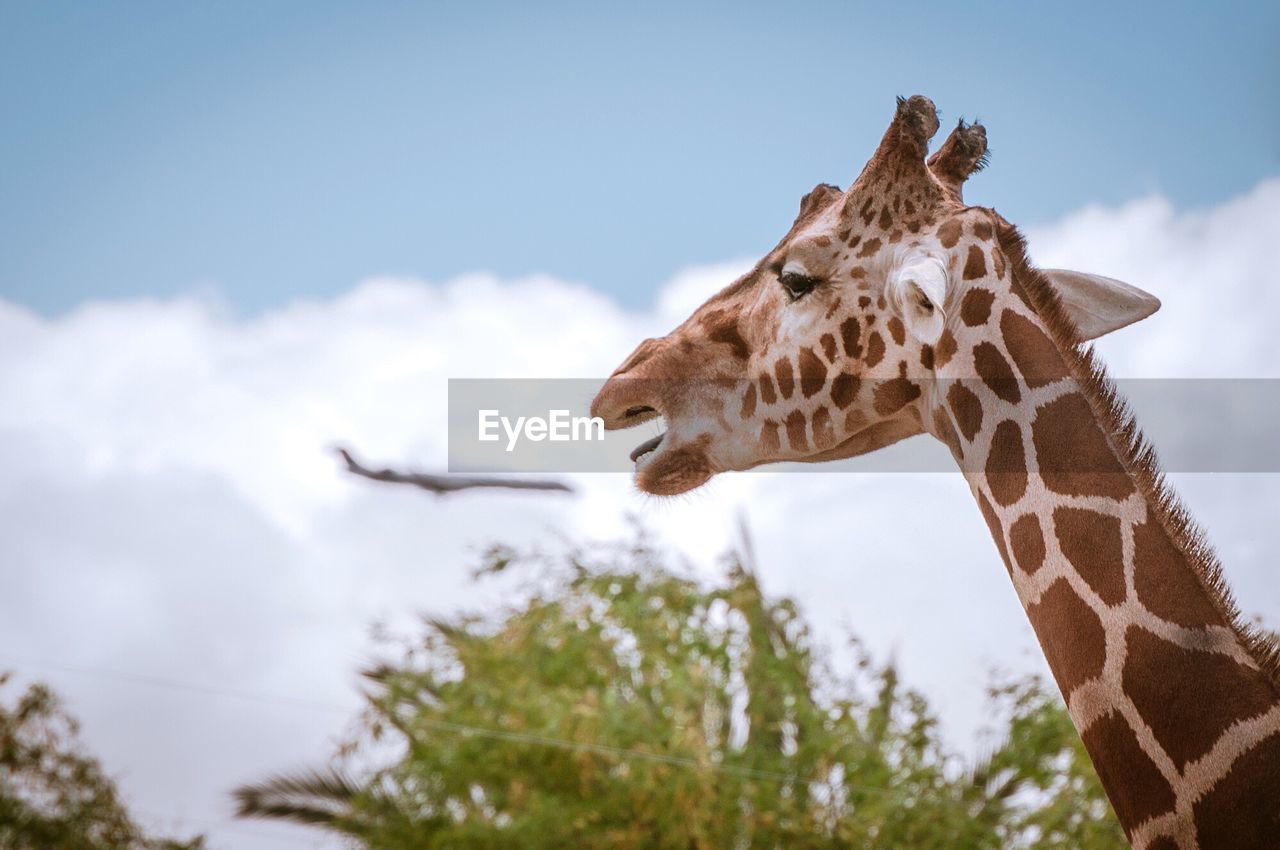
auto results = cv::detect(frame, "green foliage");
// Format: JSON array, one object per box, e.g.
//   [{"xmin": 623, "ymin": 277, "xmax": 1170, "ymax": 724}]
[
  {"xmin": 236, "ymin": 534, "xmax": 1127, "ymax": 849},
  {"xmin": 0, "ymin": 673, "xmax": 204, "ymax": 850}
]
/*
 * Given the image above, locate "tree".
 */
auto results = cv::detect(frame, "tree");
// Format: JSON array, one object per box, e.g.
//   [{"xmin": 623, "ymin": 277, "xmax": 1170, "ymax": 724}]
[
  {"xmin": 235, "ymin": 534, "xmax": 1126, "ymax": 849},
  {"xmin": 0, "ymin": 674, "xmax": 204, "ymax": 850}
]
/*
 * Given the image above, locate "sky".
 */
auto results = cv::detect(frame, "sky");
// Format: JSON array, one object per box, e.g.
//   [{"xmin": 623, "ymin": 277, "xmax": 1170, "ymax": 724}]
[
  {"xmin": 2, "ymin": 1, "xmax": 1278, "ymax": 315},
  {"xmin": 2, "ymin": 4, "xmax": 1280, "ymax": 850}
]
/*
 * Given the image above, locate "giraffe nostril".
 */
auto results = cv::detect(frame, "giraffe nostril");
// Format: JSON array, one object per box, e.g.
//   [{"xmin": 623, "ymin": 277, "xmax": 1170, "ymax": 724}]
[{"xmin": 624, "ymin": 405, "xmax": 656, "ymax": 419}]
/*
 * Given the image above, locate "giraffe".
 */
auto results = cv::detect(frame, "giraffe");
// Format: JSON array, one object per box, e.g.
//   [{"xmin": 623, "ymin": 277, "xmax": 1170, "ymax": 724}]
[{"xmin": 590, "ymin": 96, "xmax": 1280, "ymax": 848}]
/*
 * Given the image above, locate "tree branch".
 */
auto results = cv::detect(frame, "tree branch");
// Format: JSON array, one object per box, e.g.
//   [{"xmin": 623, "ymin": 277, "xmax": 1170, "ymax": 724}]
[{"xmin": 333, "ymin": 447, "xmax": 574, "ymax": 496}]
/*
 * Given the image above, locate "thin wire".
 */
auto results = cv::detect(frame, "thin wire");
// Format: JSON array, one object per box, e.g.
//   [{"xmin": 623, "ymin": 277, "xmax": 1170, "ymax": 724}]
[
  {"xmin": 0, "ymin": 653, "xmax": 908, "ymax": 796},
  {"xmin": 1, "ymin": 654, "xmax": 345, "ymax": 713}
]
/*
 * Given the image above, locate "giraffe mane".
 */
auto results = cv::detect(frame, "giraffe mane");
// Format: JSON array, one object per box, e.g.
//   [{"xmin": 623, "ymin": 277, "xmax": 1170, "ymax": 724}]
[{"xmin": 992, "ymin": 213, "xmax": 1280, "ymax": 689}]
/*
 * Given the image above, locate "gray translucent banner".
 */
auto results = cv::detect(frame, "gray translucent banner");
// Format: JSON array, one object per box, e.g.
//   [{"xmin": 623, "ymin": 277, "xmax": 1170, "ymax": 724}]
[{"xmin": 448, "ymin": 379, "xmax": 1280, "ymax": 474}]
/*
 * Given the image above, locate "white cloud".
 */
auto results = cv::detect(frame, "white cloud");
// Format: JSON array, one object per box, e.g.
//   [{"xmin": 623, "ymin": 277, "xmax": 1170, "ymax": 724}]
[
  {"xmin": 2, "ymin": 180, "xmax": 1278, "ymax": 849},
  {"xmin": 1027, "ymin": 178, "xmax": 1280, "ymax": 377}
]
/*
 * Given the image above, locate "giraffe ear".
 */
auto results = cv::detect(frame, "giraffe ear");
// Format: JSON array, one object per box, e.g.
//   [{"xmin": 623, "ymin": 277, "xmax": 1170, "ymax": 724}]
[
  {"xmin": 1041, "ymin": 269, "xmax": 1161, "ymax": 340},
  {"xmin": 889, "ymin": 254, "xmax": 948, "ymax": 345}
]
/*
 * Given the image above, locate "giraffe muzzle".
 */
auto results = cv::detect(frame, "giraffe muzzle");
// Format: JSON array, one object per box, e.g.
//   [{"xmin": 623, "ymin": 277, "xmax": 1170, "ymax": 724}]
[{"xmin": 591, "ymin": 377, "xmax": 718, "ymax": 494}]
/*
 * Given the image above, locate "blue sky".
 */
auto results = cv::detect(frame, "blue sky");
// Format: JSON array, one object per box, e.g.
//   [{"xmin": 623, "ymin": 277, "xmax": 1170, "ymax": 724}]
[{"xmin": 2, "ymin": 1, "xmax": 1277, "ymax": 315}]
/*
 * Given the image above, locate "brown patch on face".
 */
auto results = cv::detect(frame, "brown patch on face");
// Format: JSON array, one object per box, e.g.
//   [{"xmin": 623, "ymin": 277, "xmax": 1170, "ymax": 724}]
[
  {"xmin": 1053, "ymin": 507, "xmax": 1126, "ymax": 606},
  {"xmin": 963, "ymin": 244, "xmax": 988, "ymax": 280},
  {"xmin": 759, "ymin": 373, "xmax": 777, "ymax": 405},
  {"xmin": 1008, "ymin": 514, "xmax": 1046, "ymax": 575},
  {"xmin": 857, "ymin": 196, "xmax": 875, "ymax": 226},
  {"xmin": 947, "ymin": 382, "xmax": 984, "ymax": 442},
  {"xmin": 1027, "ymin": 578, "xmax": 1106, "ymax": 697},
  {"xmin": 839, "ymin": 316, "xmax": 862, "ymax": 358},
  {"xmin": 873, "ymin": 371, "xmax": 921, "ymax": 416},
  {"xmin": 799, "ymin": 347, "xmax": 827, "ymax": 398},
  {"xmin": 1123, "ymin": 626, "xmax": 1279, "ymax": 771},
  {"xmin": 830, "ymin": 372, "xmax": 860, "ymax": 409},
  {"xmin": 706, "ymin": 312, "xmax": 750, "ymax": 361},
  {"xmin": 760, "ymin": 420, "xmax": 780, "ymax": 454},
  {"xmin": 973, "ymin": 343, "xmax": 1022, "ymax": 403},
  {"xmin": 960, "ymin": 288, "xmax": 995, "ymax": 326},
  {"xmin": 1079, "ymin": 711, "xmax": 1176, "ymax": 836},
  {"xmin": 785, "ymin": 410, "xmax": 808, "ymax": 453},
  {"xmin": 739, "ymin": 383, "xmax": 757, "ymax": 420},
  {"xmin": 1001, "ymin": 310, "xmax": 1067, "ymax": 388},
  {"xmin": 1193, "ymin": 731, "xmax": 1280, "ymax": 850},
  {"xmin": 820, "ymin": 333, "xmax": 837, "ymax": 362},
  {"xmin": 857, "ymin": 295, "xmax": 871, "ymax": 309},
  {"xmin": 1032, "ymin": 394, "xmax": 1135, "ymax": 500},
  {"xmin": 972, "ymin": 219, "xmax": 993, "ymax": 241},
  {"xmin": 977, "ymin": 489, "xmax": 1011, "ymax": 573},
  {"xmin": 886, "ymin": 316, "xmax": 906, "ymax": 346},
  {"xmin": 812, "ymin": 406, "xmax": 836, "ymax": 449},
  {"xmin": 919, "ymin": 344, "xmax": 934, "ymax": 370},
  {"xmin": 937, "ymin": 218, "xmax": 962, "ymax": 249},
  {"xmin": 991, "ymin": 246, "xmax": 1006, "ymax": 279},
  {"xmin": 934, "ymin": 330, "xmax": 958, "ymax": 369},
  {"xmin": 986, "ymin": 420, "xmax": 1027, "ymax": 506},
  {"xmin": 1133, "ymin": 513, "xmax": 1225, "ymax": 627},
  {"xmin": 857, "ymin": 237, "xmax": 882, "ymax": 258},
  {"xmin": 774, "ymin": 357, "xmax": 795, "ymax": 400},
  {"xmin": 864, "ymin": 332, "xmax": 886, "ymax": 367},
  {"xmin": 933, "ymin": 408, "xmax": 962, "ymax": 458}
]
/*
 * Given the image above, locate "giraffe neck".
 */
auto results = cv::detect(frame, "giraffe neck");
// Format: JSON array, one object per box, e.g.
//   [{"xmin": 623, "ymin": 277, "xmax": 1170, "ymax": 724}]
[{"xmin": 927, "ymin": 260, "xmax": 1280, "ymax": 849}]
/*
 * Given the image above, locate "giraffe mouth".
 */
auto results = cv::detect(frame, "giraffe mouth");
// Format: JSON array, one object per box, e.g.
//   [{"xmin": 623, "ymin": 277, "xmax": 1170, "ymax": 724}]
[
  {"xmin": 622, "ymin": 414, "xmax": 715, "ymax": 495},
  {"xmin": 611, "ymin": 404, "xmax": 665, "ymax": 467},
  {"xmin": 627, "ymin": 414, "xmax": 667, "ymax": 470},
  {"xmin": 591, "ymin": 387, "xmax": 716, "ymax": 495},
  {"xmin": 629, "ymin": 432, "xmax": 664, "ymax": 464}
]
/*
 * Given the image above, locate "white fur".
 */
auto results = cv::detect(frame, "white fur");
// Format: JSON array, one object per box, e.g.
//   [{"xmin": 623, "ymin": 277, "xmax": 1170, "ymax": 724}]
[{"xmin": 889, "ymin": 251, "xmax": 948, "ymax": 344}]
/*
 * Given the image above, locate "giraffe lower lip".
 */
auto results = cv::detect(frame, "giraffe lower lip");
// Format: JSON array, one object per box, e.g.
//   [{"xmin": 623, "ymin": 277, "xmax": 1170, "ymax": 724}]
[{"xmin": 630, "ymin": 433, "xmax": 665, "ymax": 463}]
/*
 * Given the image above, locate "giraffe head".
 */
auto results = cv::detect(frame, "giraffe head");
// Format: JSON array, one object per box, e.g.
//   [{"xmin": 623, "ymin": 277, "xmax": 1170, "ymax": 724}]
[{"xmin": 591, "ymin": 96, "xmax": 1160, "ymax": 495}]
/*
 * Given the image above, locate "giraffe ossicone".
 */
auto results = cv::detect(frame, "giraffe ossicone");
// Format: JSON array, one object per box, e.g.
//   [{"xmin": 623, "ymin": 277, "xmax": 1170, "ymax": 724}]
[{"xmin": 591, "ymin": 95, "xmax": 1280, "ymax": 849}]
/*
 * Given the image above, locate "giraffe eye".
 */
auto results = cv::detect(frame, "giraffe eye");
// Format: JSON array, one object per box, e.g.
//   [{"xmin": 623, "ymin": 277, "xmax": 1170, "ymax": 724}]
[{"xmin": 779, "ymin": 271, "xmax": 821, "ymax": 302}]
